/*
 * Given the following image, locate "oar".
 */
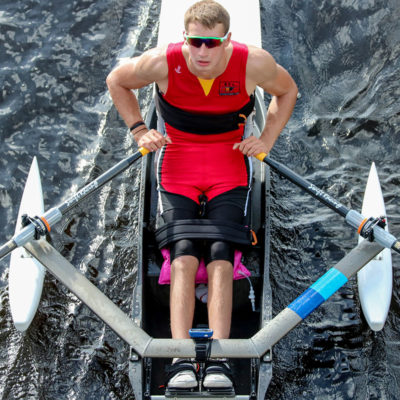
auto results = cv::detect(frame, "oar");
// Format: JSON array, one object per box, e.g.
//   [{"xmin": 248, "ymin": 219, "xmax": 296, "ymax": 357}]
[
  {"xmin": 256, "ymin": 153, "xmax": 400, "ymax": 255},
  {"xmin": 0, "ymin": 147, "xmax": 149, "ymax": 260}
]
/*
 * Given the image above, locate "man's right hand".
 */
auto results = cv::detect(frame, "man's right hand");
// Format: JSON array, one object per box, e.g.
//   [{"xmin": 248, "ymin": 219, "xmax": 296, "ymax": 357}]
[{"xmin": 136, "ymin": 129, "xmax": 172, "ymax": 152}]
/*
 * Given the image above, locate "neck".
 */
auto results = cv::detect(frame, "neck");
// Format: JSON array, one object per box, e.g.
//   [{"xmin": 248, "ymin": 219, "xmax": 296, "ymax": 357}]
[{"xmin": 189, "ymin": 63, "xmax": 223, "ymax": 80}]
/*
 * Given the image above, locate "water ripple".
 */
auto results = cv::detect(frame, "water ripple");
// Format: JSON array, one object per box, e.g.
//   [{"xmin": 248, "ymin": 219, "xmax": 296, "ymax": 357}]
[{"xmin": 0, "ymin": 0, "xmax": 399, "ymax": 399}]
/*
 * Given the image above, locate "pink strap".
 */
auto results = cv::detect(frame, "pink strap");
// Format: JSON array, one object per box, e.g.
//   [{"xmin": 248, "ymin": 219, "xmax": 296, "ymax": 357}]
[{"xmin": 158, "ymin": 248, "xmax": 251, "ymax": 285}]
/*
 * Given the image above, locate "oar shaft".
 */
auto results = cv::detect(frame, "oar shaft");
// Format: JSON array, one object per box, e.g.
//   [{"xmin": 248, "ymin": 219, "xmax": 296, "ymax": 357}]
[
  {"xmin": 58, "ymin": 147, "xmax": 148, "ymax": 215},
  {"xmin": 256, "ymin": 153, "xmax": 400, "ymax": 254},
  {"xmin": 0, "ymin": 147, "xmax": 149, "ymax": 260},
  {"xmin": 0, "ymin": 239, "xmax": 17, "ymax": 260},
  {"xmin": 257, "ymin": 153, "xmax": 349, "ymax": 217}
]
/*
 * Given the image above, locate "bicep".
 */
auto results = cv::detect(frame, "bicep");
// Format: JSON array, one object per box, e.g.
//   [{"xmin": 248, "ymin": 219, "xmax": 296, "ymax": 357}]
[
  {"xmin": 259, "ymin": 64, "xmax": 296, "ymax": 97},
  {"xmin": 107, "ymin": 48, "xmax": 167, "ymax": 90},
  {"xmin": 107, "ymin": 59, "xmax": 149, "ymax": 90},
  {"xmin": 248, "ymin": 47, "xmax": 296, "ymax": 97}
]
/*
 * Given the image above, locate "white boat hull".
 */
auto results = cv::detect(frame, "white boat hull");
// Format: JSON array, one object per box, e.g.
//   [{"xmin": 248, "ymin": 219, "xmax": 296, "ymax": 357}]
[
  {"xmin": 9, "ymin": 157, "xmax": 46, "ymax": 331},
  {"xmin": 357, "ymin": 162, "xmax": 392, "ymax": 331},
  {"xmin": 157, "ymin": 0, "xmax": 262, "ymax": 47}
]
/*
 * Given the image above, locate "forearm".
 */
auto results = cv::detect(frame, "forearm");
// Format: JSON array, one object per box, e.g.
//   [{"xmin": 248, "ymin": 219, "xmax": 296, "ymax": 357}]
[
  {"xmin": 260, "ymin": 86, "xmax": 298, "ymax": 153},
  {"xmin": 106, "ymin": 49, "xmax": 166, "ymax": 131},
  {"xmin": 106, "ymin": 79, "xmax": 144, "ymax": 129}
]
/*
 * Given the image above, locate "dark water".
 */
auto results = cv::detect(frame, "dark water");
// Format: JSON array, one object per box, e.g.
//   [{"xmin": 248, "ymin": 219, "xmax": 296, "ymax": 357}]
[{"xmin": 0, "ymin": 0, "xmax": 399, "ymax": 399}]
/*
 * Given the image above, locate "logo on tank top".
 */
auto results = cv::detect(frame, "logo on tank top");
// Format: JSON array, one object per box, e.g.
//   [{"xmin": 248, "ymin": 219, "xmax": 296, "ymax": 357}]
[
  {"xmin": 175, "ymin": 65, "xmax": 182, "ymax": 74},
  {"xmin": 219, "ymin": 81, "xmax": 240, "ymax": 96}
]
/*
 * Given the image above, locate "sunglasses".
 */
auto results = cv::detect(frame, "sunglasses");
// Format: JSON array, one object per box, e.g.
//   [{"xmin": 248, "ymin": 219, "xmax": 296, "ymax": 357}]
[{"xmin": 184, "ymin": 32, "xmax": 229, "ymax": 49}]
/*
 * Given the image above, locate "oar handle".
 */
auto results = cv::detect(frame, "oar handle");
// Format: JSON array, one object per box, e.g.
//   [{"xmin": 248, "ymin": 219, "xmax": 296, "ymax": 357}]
[
  {"xmin": 256, "ymin": 152, "xmax": 268, "ymax": 162},
  {"xmin": 138, "ymin": 147, "xmax": 149, "ymax": 156}
]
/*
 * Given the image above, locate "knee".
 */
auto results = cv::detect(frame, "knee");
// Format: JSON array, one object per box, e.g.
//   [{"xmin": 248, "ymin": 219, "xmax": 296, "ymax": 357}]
[
  {"xmin": 207, "ymin": 260, "xmax": 233, "ymax": 288},
  {"xmin": 171, "ymin": 256, "xmax": 199, "ymax": 284},
  {"xmin": 171, "ymin": 256, "xmax": 199, "ymax": 274}
]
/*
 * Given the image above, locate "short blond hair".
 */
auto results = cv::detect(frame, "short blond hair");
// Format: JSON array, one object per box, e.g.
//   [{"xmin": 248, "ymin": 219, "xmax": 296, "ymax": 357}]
[{"xmin": 184, "ymin": 0, "xmax": 230, "ymax": 34}]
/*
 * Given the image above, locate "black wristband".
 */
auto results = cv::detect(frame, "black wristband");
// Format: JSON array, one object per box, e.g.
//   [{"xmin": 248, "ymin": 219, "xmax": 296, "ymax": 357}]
[
  {"xmin": 133, "ymin": 127, "xmax": 148, "ymax": 136},
  {"xmin": 129, "ymin": 121, "xmax": 145, "ymax": 131}
]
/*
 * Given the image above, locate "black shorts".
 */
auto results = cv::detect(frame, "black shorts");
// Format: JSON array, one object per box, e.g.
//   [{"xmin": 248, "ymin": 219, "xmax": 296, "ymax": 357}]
[{"xmin": 159, "ymin": 187, "xmax": 250, "ymax": 264}]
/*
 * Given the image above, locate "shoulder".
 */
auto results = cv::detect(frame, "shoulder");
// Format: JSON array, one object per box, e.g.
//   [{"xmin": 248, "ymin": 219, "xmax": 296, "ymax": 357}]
[
  {"xmin": 246, "ymin": 45, "xmax": 278, "ymax": 86},
  {"xmin": 135, "ymin": 44, "xmax": 169, "ymax": 83},
  {"xmin": 246, "ymin": 45, "xmax": 297, "ymax": 97},
  {"xmin": 107, "ymin": 45, "xmax": 170, "ymax": 90}
]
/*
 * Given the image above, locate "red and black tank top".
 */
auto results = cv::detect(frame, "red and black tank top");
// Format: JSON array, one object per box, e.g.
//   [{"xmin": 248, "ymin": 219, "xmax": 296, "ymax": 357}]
[
  {"xmin": 156, "ymin": 41, "xmax": 252, "ymax": 203},
  {"xmin": 163, "ymin": 40, "xmax": 250, "ymax": 117}
]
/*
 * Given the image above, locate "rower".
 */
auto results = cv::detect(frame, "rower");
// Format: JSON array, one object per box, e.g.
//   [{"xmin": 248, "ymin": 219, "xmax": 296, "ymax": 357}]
[{"xmin": 106, "ymin": 0, "xmax": 297, "ymax": 390}]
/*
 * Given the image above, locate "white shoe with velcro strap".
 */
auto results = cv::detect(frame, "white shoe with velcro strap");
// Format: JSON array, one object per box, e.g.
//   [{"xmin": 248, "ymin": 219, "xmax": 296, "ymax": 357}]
[
  {"xmin": 203, "ymin": 360, "xmax": 234, "ymax": 389},
  {"xmin": 166, "ymin": 359, "xmax": 198, "ymax": 389}
]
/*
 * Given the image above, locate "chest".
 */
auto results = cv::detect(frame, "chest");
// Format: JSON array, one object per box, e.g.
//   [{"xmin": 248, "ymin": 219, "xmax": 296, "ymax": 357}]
[{"xmin": 164, "ymin": 44, "xmax": 249, "ymax": 114}]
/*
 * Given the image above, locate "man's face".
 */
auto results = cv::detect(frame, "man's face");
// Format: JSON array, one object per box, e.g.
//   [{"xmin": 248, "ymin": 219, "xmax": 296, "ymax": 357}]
[{"xmin": 184, "ymin": 22, "xmax": 231, "ymax": 77}]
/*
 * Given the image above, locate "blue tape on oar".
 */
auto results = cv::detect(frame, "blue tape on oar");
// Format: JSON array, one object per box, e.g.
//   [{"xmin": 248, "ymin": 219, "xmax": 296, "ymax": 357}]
[
  {"xmin": 288, "ymin": 288, "xmax": 325, "ymax": 319},
  {"xmin": 288, "ymin": 268, "xmax": 348, "ymax": 319},
  {"xmin": 310, "ymin": 268, "xmax": 348, "ymax": 300}
]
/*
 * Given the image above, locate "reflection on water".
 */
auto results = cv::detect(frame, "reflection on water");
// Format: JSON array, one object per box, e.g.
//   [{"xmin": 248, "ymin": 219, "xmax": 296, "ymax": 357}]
[{"xmin": 0, "ymin": 0, "xmax": 399, "ymax": 399}]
